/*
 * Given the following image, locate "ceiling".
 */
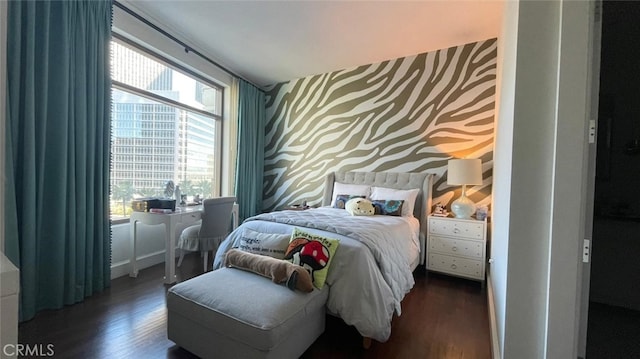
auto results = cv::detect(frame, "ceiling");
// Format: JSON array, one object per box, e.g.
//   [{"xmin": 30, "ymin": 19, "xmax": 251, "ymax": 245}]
[{"xmin": 123, "ymin": 1, "xmax": 504, "ymax": 88}]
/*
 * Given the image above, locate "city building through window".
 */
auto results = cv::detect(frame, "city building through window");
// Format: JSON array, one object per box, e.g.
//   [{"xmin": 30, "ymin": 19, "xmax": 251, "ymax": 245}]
[{"xmin": 110, "ymin": 39, "xmax": 223, "ymax": 220}]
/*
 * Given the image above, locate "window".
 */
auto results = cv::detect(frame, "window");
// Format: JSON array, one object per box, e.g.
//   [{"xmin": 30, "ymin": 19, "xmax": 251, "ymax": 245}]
[{"xmin": 110, "ymin": 38, "xmax": 223, "ymax": 220}]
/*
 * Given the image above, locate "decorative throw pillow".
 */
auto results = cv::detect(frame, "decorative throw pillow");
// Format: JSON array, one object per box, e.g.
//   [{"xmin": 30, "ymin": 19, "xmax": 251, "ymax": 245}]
[
  {"xmin": 236, "ymin": 228, "xmax": 291, "ymax": 259},
  {"xmin": 284, "ymin": 228, "xmax": 340, "ymax": 289},
  {"xmin": 345, "ymin": 198, "xmax": 375, "ymax": 216},
  {"xmin": 370, "ymin": 187, "xmax": 420, "ymax": 217},
  {"xmin": 333, "ymin": 194, "xmax": 366, "ymax": 209},
  {"xmin": 372, "ymin": 199, "xmax": 404, "ymax": 216},
  {"xmin": 330, "ymin": 183, "xmax": 370, "ymax": 207}
]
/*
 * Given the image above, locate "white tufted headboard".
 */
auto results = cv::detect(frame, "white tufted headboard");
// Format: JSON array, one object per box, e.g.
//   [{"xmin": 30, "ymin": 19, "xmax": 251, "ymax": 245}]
[{"xmin": 322, "ymin": 171, "xmax": 435, "ymax": 263}]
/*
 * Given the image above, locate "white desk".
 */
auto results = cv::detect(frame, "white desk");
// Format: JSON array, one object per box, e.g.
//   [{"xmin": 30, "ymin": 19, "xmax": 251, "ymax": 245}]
[
  {"xmin": 129, "ymin": 204, "xmax": 239, "ymax": 284},
  {"xmin": 129, "ymin": 206, "xmax": 202, "ymax": 284}
]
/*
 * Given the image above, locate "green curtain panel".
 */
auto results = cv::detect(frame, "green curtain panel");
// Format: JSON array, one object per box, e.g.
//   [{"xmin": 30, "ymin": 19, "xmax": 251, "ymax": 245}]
[
  {"xmin": 4, "ymin": 0, "xmax": 112, "ymax": 321},
  {"xmin": 235, "ymin": 79, "xmax": 266, "ymax": 221}
]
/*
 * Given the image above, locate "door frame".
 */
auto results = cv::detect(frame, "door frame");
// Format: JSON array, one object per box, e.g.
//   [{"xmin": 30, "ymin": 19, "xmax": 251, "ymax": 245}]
[{"xmin": 576, "ymin": 0, "xmax": 602, "ymax": 357}]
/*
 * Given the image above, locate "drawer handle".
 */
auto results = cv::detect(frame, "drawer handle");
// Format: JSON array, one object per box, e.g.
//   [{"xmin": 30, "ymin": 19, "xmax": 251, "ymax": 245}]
[
  {"xmin": 453, "ymin": 228, "xmax": 460, "ymax": 234},
  {"xmin": 451, "ymin": 264, "xmax": 457, "ymax": 270},
  {"xmin": 452, "ymin": 246, "xmax": 458, "ymax": 251}
]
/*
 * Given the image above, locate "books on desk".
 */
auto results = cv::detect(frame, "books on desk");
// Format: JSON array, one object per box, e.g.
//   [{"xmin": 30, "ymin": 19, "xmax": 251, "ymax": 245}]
[
  {"xmin": 149, "ymin": 208, "xmax": 173, "ymax": 214},
  {"xmin": 131, "ymin": 198, "xmax": 176, "ymax": 212}
]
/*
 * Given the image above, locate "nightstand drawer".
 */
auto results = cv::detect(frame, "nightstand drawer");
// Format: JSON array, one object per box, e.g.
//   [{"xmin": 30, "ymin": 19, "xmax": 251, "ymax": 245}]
[
  {"xmin": 429, "ymin": 217, "xmax": 485, "ymax": 240},
  {"xmin": 428, "ymin": 235, "xmax": 483, "ymax": 259},
  {"xmin": 427, "ymin": 253, "xmax": 484, "ymax": 279}
]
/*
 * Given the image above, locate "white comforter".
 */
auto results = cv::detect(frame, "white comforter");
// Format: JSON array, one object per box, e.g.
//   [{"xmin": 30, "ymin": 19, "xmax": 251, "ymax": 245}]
[{"xmin": 212, "ymin": 207, "xmax": 418, "ymax": 342}]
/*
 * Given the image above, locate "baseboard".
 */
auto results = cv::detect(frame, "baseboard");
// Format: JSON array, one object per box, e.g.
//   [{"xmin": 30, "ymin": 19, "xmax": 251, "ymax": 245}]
[
  {"xmin": 487, "ymin": 272, "xmax": 501, "ymax": 359},
  {"xmin": 110, "ymin": 250, "xmax": 166, "ymax": 279}
]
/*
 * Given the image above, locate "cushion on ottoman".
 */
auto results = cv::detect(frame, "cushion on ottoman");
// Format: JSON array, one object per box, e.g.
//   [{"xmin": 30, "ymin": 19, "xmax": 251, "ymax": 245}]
[{"xmin": 167, "ymin": 267, "xmax": 328, "ymax": 359}]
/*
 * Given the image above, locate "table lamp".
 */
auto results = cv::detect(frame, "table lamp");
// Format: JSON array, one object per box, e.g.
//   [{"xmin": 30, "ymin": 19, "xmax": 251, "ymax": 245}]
[{"xmin": 447, "ymin": 158, "xmax": 483, "ymax": 219}]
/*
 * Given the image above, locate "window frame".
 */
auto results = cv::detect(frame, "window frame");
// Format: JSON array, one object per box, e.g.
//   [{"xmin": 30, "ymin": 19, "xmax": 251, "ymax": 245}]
[
  {"xmin": 110, "ymin": 34, "xmax": 224, "ymax": 223},
  {"xmin": 112, "ymin": 33, "xmax": 224, "ymax": 118}
]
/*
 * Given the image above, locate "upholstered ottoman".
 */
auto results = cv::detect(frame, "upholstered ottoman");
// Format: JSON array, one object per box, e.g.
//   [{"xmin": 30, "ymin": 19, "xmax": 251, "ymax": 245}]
[{"xmin": 167, "ymin": 267, "xmax": 328, "ymax": 359}]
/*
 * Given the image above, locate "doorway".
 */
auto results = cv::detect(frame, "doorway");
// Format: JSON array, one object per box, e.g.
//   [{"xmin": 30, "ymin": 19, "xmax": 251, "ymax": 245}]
[{"xmin": 587, "ymin": 1, "xmax": 640, "ymax": 357}]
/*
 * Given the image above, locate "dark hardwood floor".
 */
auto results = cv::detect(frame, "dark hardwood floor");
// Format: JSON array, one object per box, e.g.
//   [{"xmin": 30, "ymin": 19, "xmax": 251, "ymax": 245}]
[{"xmin": 19, "ymin": 254, "xmax": 491, "ymax": 359}]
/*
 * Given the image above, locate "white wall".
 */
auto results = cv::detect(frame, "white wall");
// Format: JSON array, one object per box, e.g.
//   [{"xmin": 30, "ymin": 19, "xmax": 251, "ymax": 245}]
[
  {"xmin": 546, "ymin": 2, "xmax": 592, "ymax": 357},
  {"xmin": 491, "ymin": 0, "xmax": 593, "ymax": 357},
  {"xmin": 507, "ymin": 2, "xmax": 560, "ymax": 356},
  {"xmin": 112, "ymin": 4, "xmax": 233, "ymax": 88},
  {"xmin": 0, "ymin": 0, "xmax": 7, "ymax": 254},
  {"xmin": 490, "ymin": 0, "xmax": 518, "ymax": 356},
  {"xmin": 110, "ymin": 220, "xmax": 197, "ymax": 279}
]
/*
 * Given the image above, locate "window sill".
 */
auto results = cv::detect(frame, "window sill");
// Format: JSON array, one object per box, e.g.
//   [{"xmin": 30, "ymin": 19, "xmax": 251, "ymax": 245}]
[{"xmin": 111, "ymin": 218, "xmax": 130, "ymax": 225}]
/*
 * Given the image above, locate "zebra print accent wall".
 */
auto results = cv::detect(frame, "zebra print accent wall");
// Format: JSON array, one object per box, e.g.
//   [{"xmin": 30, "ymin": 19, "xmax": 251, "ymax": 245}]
[{"xmin": 264, "ymin": 38, "xmax": 497, "ymax": 213}]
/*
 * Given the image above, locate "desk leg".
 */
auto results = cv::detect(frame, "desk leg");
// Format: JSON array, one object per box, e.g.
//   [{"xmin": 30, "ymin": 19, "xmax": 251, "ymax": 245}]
[
  {"xmin": 232, "ymin": 203, "xmax": 239, "ymax": 230},
  {"xmin": 129, "ymin": 219, "xmax": 139, "ymax": 278},
  {"xmin": 164, "ymin": 220, "xmax": 177, "ymax": 284}
]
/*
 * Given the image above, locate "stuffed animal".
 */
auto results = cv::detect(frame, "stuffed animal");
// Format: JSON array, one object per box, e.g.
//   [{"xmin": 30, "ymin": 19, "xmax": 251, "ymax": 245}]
[
  {"xmin": 345, "ymin": 198, "xmax": 375, "ymax": 216},
  {"xmin": 433, "ymin": 202, "xmax": 448, "ymax": 217},
  {"xmin": 224, "ymin": 249, "xmax": 314, "ymax": 292}
]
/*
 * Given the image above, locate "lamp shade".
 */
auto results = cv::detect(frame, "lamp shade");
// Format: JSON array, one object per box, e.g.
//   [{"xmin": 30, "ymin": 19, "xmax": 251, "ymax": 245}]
[{"xmin": 447, "ymin": 159, "xmax": 482, "ymax": 185}]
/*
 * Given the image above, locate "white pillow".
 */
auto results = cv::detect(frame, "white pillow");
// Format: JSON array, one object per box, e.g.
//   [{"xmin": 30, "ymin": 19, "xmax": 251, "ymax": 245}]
[
  {"xmin": 330, "ymin": 182, "xmax": 371, "ymax": 206},
  {"xmin": 370, "ymin": 186, "xmax": 420, "ymax": 217},
  {"xmin": 236, "ymin": 228, "xmax": 291, "ymax": 259}
]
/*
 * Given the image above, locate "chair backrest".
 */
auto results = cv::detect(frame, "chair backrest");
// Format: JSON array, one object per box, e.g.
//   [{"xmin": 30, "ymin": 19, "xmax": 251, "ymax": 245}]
[{"xmin": 198, "ymin": 197, "xmax": 237, "ymax": 239}]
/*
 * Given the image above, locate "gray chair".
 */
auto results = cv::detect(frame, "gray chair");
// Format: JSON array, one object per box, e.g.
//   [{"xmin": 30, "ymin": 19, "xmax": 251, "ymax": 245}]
[{"xmin": 177, "ymin": 196, "xmax": 238, "ymax": 271}]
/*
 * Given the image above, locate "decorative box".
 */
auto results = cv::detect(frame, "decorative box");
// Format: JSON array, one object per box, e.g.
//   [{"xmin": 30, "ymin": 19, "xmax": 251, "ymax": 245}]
[{"xmin": 131, "ymin": 198, "xmax": 176, "ymax": 212}]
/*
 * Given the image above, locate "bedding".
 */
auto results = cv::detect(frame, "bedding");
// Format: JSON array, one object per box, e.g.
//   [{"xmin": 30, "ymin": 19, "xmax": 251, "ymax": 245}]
[
  {"xmin": 333, "ymin": 194, "xmax": 366, "ymax": 209},
  {"xmin": 372, "ymin": 199, "xmax": 404, "ymax": 216},
  {"xmin": 284, "ymin": 227, "xmax": 340, "ymax": 289},
  {"xmin": 329, "ymin": 182, "xmax": 371, "ymax": 206},
  {"xmin": 237, "ymin": 228, "xmax": 290, "ymax": 259},
  {"xmin": 370, "ymin": 186, "xmax": 420, "ymax": 217},
  {"xmin": 213, "ymin": 171, "xmax": 434, "ymax": 343}
]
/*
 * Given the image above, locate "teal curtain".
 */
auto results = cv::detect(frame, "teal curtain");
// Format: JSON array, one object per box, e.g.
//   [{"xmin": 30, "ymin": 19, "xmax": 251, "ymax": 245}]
[
  {"xmin": 235, "ymin": 79, "xmax": 266, "ymax": 221},
  {"xmin": 5, "ymin": 0, "xmax": 112, "ymax": 321}
]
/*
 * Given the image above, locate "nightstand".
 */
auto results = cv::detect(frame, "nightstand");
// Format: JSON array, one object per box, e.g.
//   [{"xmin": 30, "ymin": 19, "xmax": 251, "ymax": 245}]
[{"xmin": 426, "ymin": 215, "xmax": 487, "ymax": 283}]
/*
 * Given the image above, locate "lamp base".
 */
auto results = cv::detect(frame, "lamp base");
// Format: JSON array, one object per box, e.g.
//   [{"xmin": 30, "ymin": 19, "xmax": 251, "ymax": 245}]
[{"xmin": 451, "ymin": 194, "xmax": 476, "ymax": 219}]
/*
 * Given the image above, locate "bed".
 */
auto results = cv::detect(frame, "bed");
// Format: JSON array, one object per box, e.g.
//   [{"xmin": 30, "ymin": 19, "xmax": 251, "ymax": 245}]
[{"xmin": 212, "ymin": 171, "xmax": 434, "ymax": 343}]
